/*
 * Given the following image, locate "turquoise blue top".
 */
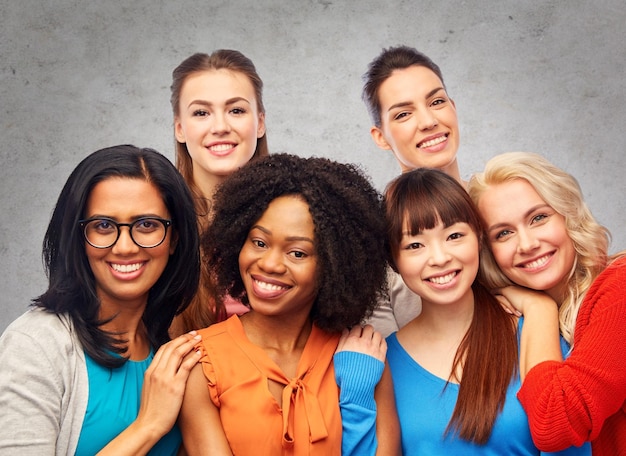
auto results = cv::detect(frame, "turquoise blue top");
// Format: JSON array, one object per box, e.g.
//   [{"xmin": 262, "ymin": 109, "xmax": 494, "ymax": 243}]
[
  {"xmin": 386, "ymin": 318, "xmax": 590, "ymax": 455},
  {"xmin": 75, "ymin": 350, "xmax": 181, "ymax": 455}
]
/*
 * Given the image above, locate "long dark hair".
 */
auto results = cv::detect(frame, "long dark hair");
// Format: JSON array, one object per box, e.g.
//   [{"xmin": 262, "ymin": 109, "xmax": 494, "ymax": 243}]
[
  {"xmin": 385, "ymin": 168, "xmax": 517, "ymax": 444},
  {"xmin": 34, "ymin": 145, "xmax": 200, "ymax": 367}
]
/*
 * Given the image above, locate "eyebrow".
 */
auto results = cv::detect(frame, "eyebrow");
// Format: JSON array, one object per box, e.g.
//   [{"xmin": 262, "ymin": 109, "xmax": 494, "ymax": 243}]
[
  {"xmin": 187, "ymin": 96, "xmax": 251, "ymax": 109},
  {"xmin": 251, "ymin": 225, "xmax": 314, "ymax": 244},
  {"xmin": 386, "ymin": 87, "xmax": 446, "ymax": 113},
  {"xmin": 486, "ymin": 203, "xmax": 552, "ymax": 233}
]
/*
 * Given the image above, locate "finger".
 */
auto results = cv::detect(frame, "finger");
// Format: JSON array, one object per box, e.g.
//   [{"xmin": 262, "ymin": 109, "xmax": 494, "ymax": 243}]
[
  {"xmin": 360, "ymin": 324, "xmax": 375, "ymax": 339},
  {"xmin": 151, "ymin": 332, "xmax": 202, "ymax": 373},
  {"xmin": 175, "ymin": 348, "xmax": 204, "ymax": 379}
]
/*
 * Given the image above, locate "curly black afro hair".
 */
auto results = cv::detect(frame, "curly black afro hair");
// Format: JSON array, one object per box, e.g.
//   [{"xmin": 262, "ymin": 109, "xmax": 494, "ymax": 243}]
[{"xmin": 203, "ymin": 153, "xmax": 388, "ymax": 333}]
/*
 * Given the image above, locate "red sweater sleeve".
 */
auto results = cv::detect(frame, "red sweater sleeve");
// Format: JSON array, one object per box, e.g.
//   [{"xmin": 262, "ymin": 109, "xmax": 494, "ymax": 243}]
[{"xmin": 517, "ymin": 257, "xmax": 626, "ymax": 452}]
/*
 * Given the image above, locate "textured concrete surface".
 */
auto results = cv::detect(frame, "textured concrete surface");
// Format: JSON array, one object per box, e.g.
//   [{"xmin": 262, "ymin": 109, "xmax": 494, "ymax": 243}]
[{"xmin": 1, "ymin": 0, "xmax": 624, "ymax": 331}]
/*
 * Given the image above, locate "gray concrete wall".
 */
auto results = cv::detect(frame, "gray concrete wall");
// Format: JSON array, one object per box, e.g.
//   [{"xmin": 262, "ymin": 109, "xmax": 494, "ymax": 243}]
[{"xmin": 1, "ymin": 0, "xmax": 624, "ymax": 332}]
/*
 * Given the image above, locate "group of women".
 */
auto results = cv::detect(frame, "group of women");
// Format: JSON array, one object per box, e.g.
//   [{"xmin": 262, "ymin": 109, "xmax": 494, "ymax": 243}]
[{"xmin": 0, "ymin": 45, "xmax": 623, "ymax": 456}]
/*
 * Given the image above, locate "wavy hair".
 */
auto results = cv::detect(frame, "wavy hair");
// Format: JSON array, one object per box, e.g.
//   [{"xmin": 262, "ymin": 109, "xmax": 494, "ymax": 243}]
[
  {"xmin": 468, "ymin": 152, "xmax": 610, "ymax": 343},
  {"xmin": 203, "ymin": 153, "xmax": 388, "ymax": 332},
  {"xmin": 34, "ymin": 145, "xmax": 200, "ymax": 367}
]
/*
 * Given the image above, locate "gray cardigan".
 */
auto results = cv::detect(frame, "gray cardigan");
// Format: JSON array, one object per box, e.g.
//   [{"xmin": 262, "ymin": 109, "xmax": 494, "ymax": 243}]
[{"xmin": 0, "ymin": 308, "xmax": 88, "ymax": 455}]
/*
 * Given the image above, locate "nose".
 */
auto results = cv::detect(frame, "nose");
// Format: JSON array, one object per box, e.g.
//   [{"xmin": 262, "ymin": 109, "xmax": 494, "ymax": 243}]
[
  {"xmin": 210, "ymin": 112, "xmax": 231, "ymax": 134},
  {"xmin": 417, "ymin": 108, "xmax": 438, "ymax": 131},
  {"xmin": 516, "ymin": 228, "xmax": 540, "ymax": 254},
  {"xmin": 111, "ymin": 226, "xmax": 140, "ymax": 254},
  {"xmin": 257, "ymin": 248, "xmax": 286, "ymax": 274},
  {"xmin": 428, "ymin": 242, "xmax": 451, "ymax": 266}
]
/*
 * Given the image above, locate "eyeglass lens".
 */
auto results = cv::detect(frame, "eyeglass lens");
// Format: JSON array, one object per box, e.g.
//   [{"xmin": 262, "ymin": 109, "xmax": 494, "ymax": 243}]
[{"xmin": 83, "ymin": 218, "xmax": 167, "ymax": 248}]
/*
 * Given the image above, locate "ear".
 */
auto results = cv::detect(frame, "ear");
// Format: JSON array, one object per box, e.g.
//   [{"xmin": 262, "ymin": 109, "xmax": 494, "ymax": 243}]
[
  {"xmin": 370, "ymin": 125, "xmax": 392, "ymax": 151},
  {"xmin": 174, "ymin": 117, "xmax": 186, "ymax": 143},
  {"xmin": 257, "ymin": 112, "xmax": 266, "ymax": 138}
]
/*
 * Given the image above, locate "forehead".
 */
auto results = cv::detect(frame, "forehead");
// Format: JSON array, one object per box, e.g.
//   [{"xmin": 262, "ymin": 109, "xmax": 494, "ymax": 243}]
[
  {"xmin": 479, "ymin": 179, "xmax": 545, "ymax": 223},
  {"xmin": 378, "ymin": 65, "xmax": 444, "ymax": 106},
  {"xmin": 255, "ymin": 195, "xmax": 314, "ymax": 238},
  {"xmin": 86, "ymin": 177, "xmax": 167, "ymax": 217},
  {"xmin": 180, "ymin": 69, "xmax": 256, "ymax": 100}
]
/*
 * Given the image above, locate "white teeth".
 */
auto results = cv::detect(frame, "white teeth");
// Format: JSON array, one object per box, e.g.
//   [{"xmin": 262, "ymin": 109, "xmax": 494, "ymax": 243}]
[
  {"xmin": 419, "ymin": 135, "xmax": 446, "ymax": 148},
  {"xmin": 111, "ymin": 263, "xmax": 142, "ymax": 273},
  {"xmin": 254, "ymin": 279, "xmax": 287, "ymax": 291},
  {"xmin": 523, "ymin": 255, "xmax": 550, "ymax": 269},
  {"xmin": 208, "ymin": 143, "xmax": 234, "ymax": 152},
  {"xmin": 428, "ymin": 272, "xmax": 456, "ymax": 284}
]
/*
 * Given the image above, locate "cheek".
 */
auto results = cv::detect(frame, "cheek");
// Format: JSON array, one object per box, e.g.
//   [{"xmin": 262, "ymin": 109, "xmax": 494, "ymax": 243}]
[{"xmin": 490, "ymin": 243, "xmax": 513, "ymax": 268}]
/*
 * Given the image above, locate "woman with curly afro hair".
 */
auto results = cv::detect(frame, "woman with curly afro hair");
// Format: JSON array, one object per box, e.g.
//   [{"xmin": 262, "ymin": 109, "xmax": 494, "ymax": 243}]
[{"xmin": 179, "ymin": 153, "xmax": 400, "ymax": 455}]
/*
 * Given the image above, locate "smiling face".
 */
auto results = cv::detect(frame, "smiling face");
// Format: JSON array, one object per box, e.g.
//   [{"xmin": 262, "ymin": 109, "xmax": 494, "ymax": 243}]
[
  {"xmin": 238, "ymin": 195, "xmax": 318, "ymax": 319},
  {"xmin": 395, "ymin": 219, "xmax": 479, "ymax": 308},
  {"xmin": 84, "ymin": 177, "xmax": 174, "ymax": 311},
  {"xmin": 478, "ymin": 178, "xmax": 576, "ymax": 301},
  {"xmin": 371, "ymin": 65, "xmax": 460, "ymax": 176},
  {"xmin": 174, "ymin": 69, "xmax": 266, "ymax": 192}
]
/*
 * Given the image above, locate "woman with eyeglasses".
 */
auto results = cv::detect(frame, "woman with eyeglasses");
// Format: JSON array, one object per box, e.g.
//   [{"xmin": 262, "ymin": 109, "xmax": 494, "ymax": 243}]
[{"xmin": 0, "ymin": 145, "xmax": 201, "ymax": 455}]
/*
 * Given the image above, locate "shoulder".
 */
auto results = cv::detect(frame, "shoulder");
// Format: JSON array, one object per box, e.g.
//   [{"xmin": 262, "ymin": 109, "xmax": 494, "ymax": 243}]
[
  {"xmin": 588, "ymin": 256, "xmax": 626, "ymax": 296},
  {"xmin": 1, "ymin": 308, "xmax": 80, "ymax": 359}
]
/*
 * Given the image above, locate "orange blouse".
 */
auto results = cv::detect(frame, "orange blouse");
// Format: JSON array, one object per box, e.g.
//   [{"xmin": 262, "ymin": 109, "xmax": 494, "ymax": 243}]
[{"xmin": 197, "ymin": 315, "xmax": 342, "ymax": 455}]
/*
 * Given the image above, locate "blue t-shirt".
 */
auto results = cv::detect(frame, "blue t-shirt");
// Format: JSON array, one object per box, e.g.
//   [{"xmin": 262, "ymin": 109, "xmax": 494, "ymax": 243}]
[
  {"xmin": 386, "ymin": 319, "xmax": 590, "ymax": 456},
  {"xmin": 75, "ymin": 351, "xmax": 181, "ymax": 455}
]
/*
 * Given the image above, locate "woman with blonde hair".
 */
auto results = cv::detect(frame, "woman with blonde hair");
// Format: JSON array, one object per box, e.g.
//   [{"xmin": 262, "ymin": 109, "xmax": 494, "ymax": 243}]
[{"xmin": 469, "ymin": 151, "xmax": 625, "ymax": 455}]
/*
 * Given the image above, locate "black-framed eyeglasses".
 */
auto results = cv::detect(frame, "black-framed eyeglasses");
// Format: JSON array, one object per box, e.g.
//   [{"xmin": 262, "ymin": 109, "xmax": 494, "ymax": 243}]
[{"xmin": 79, "ymin": 217, "xmax": 172, "ymax": 249}]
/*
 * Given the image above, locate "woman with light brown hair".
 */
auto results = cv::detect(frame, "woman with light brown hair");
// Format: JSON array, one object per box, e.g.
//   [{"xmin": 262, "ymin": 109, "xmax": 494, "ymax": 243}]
[{"xmin": 169, "ymin": 49, "xmax": 268, "ymax": 336}]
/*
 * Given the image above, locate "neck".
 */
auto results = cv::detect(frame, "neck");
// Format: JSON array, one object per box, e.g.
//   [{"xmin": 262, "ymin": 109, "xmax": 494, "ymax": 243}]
[
  {"xmin": 192, "ymin": 166, "xmax": 225, "ymax": 202},
  {"xmin": 441, "ymin": 159, "xmax": 466, "ymax": 189},
  {"xmin": 415, "ymin": 292, "xmax": 474, "ymax": 338},
  {"xmin": 98, "ymin": 295, "xmax": 149, "ymax": 359},
  {"xmin": 240, "ymin": 311, "xmax": 313, "ymax": 353}
]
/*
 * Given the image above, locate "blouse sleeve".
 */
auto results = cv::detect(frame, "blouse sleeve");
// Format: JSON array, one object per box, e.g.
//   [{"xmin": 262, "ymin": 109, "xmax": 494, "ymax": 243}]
[
  {"xmin": 334, "ymin": 350, "xmax": 383, "ymax": 456},
  {"xmin": 517, "ymin": 259, "xmax": 626, "ymax": 451}
]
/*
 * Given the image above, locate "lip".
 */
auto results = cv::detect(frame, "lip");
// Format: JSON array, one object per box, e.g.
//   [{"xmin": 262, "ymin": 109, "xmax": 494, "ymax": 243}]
[
  {"xmin": 423, "ymin": 269, "xmax": 459, "ymax": 290},
  {"xmin": 417, "ymin": 133, "xmax": 448, "ymax": 152},
  {"xmin": 108, "ymin": 261, "xmax": 146, "ymax": 280},
  {"xmin": 515, "ymin": 250, "xmax": 556, "ymax": 273},
  {"xmin": 205, "ymin": 141, "xmax": 237, "ymax": 157},
  {"xmin": 515, "ymin": 251, "xmax": 555, "ymax": 272},
  {"xmin": 249, "ymin": 274, "xmax": 292, "ymax": 299}
]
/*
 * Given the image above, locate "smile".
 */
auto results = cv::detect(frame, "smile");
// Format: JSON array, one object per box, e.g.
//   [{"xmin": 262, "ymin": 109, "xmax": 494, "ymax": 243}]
[
  {"xmin": 207, "ymin": 143, "xmax": 235, "ymax": 152},
  {"xmin": 254, "ymin": 278, "xmax": 289, "ymax": 291},
  {"xmin": 519, "ymin": 253, "xmax": 553, "ymax": 270},
  {"xmin": 418, "ymin": 134, "xmax": 447, "ymax": 149},
  {"xmin": 110, "ymin": 262, "xmax": 143, "ymax": 273},
  {"xmin": 427, "ymin": 271, "xmax": 457, "ymax": 285}
]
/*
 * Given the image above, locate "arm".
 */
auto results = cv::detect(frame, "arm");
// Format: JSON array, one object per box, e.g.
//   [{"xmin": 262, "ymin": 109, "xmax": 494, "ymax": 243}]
[
  {"xmin": 495, "ymin": 286, "xmax": 562, "ymax": 380},
  {"xmin": 178, "ymin": 362, "xmax": 232, "ymax": 455},
  {"xmin": 374, "ymin": 364, "xmax": 401, "ymax": 456},
  {"xmin": 334, "ymin": 325, "xmax": 400, "ymax": 456},
  {"xmin": 96, "ymin": 332, "xmax": 203, "ymax": 456},
  {"xmin": 0, "ymin": 325, "xmax": 68, "ymax": 455},
  {"xmin": 518, "ymin": 261, "xmax": 626, "ymax": 450}
]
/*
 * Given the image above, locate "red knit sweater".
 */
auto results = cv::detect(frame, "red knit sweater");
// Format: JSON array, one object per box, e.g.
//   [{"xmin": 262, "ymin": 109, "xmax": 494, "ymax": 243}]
[{"xmin": 517, "ymin": 256, "xmax": 626, "ymax": 455}]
